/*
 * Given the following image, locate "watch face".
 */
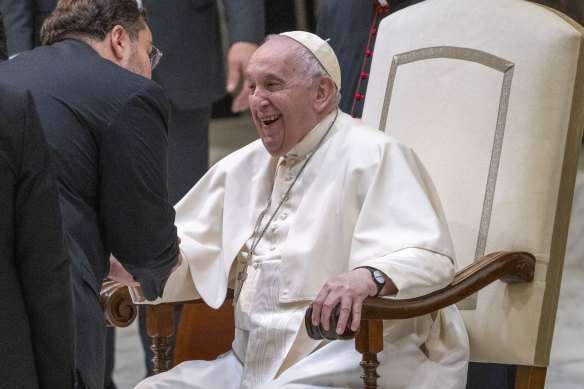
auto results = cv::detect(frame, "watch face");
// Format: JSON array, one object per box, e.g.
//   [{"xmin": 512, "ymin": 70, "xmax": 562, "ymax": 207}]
[{"xmin": 373, "ymin": 270, "xmax": 385, "ymax": 284}]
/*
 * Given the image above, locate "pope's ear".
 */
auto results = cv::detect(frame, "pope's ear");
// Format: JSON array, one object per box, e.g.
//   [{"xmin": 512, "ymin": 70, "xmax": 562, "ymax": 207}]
[
  {"xmin": 109, "ymin": 25, "xmax": 129, "ymax": 60},
  {"xmin": 313, "ymin": 76, "xmax": 335, "ymax": 113}
]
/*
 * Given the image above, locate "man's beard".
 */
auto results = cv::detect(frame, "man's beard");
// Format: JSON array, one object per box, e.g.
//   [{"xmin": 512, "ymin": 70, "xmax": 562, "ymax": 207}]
[{"xmin": 128, "ymin": 47, "xmax": 149, "ymax": 78}]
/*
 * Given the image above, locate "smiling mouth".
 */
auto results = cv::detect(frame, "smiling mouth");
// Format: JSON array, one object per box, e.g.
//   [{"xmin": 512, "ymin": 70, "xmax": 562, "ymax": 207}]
[{"xmin": 260, "ymin": 114, "xmax": 281, "ymax": 126}]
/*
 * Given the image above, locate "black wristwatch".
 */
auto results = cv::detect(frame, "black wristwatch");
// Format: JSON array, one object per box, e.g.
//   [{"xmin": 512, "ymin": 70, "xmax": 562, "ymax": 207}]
[{"xmin": 358, "ymin": 266, "xmax": 386, "ymax": 297}]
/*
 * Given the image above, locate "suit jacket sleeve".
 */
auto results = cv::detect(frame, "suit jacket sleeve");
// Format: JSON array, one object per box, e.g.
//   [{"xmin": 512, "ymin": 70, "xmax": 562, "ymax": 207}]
[
  {"xmin": 0, "ymin": 0, "xmax": 34, "ymax": 55},
  {"xmin": 100, "ymin": 82, "xmax": 179, "ymax": 301},
  {"xmin": 14, "ymin": 90, "xmax": 75, "ymax": 387},
  {"xmin": 222, "ymin": 0, "xmax": 265, "ymax": 45}
]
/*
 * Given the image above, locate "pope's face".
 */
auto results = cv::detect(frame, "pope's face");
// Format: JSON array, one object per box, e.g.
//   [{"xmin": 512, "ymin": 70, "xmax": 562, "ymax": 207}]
[{"xmin": 246, "ymin": 38, "xmax": 319, "ymax": 157}]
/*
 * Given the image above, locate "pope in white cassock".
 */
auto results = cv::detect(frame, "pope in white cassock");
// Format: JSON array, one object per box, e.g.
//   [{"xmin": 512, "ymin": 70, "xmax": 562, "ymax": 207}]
[{"xmin": 132, "ymin": 31, "xmax": 470, "ymax": 388}]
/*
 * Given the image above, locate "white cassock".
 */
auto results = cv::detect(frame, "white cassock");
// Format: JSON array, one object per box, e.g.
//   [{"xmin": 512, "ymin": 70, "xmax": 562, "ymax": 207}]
[{"xmin": 133, "ymin": 109, "xmax": 469, "ymax": 388}]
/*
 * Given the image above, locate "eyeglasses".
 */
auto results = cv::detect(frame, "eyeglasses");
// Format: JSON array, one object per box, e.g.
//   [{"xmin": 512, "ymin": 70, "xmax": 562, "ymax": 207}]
[{"xmin": 140, "ymin": 37, "xmax": 163, "ymax": 70}]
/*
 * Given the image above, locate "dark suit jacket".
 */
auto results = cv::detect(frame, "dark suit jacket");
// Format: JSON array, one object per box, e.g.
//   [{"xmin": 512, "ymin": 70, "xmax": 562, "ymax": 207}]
[
  {"xmin": 0, "ymin": 39, "xmax": 179, "ymax": 389},
  {"xmin": 143, "ymin": 0, "xmax": 265, "ymax": 110},
  {"xmin": 0, "ymin": 83, "xmax": 75, "ymax": 388},
  {"xmin": 0, "ymin": 11, "xmax": 7, "ymax": 60},
  {"xmin": 0, "ymin": 0, "xmax": 56, "ymax": 55}
]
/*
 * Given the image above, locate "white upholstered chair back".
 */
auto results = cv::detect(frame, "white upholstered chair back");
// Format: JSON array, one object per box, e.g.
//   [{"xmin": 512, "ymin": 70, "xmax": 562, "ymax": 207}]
[{"xmin": 362, "ymin": 0, "xmax": 584, "ymax": 366}]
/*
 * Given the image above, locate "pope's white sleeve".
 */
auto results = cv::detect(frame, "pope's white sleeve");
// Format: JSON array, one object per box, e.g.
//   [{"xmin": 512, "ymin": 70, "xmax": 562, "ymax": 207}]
[
  {"xmin": 129, "ymin": 249, "xmax": 200, "ymax": 304},
  {"xmin": 355, "ymin": 247, "xmax": 455, "ymax": 299}
]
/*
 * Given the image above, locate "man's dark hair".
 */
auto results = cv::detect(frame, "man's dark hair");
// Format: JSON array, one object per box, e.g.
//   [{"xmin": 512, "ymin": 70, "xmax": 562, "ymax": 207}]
[{"xmin": 40, "ymin": 0, "xmax": 147, "ymax": 46}]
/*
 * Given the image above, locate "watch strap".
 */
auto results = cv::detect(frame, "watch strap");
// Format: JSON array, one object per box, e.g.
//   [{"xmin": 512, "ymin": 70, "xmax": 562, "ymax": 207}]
[{"xmin": 358, "ymin": 266, "xmax": 385, "ymax": 297}]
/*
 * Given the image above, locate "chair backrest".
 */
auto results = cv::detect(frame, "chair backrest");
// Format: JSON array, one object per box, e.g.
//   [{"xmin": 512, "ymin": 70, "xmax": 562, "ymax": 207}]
[{"xmin": 361, "ymin": 0, "xmax": 584, "ymax": 367}]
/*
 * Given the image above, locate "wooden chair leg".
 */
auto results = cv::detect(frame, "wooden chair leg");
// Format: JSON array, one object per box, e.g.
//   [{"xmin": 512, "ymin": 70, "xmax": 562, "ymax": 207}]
[
  {"xmin": 515, "ymin": 365, "xmax": 547, "ymax": 389},
  {"xmin": 355, "ymin": 319, "xmax": 384, "ymax": 389},
  {"xmin": 146, "ymin": 304, "xmax": 175, "ymax": 374}
]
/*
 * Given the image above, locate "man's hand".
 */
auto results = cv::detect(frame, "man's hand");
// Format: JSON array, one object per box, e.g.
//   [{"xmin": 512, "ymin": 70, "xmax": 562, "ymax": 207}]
[
  {"xmin": 107, "ymin": 254, "xmax": 140, "ymax": 286},
  {"xmin": 108, "ymin": 237, "xmax": 182, "ymax": 287},
  {"xmin": 172, "ymin": 250, "xmax": 183, "ymax": 273},
  {"xmin": 310, "ymin": 268, "xmax": 378, "ymax": 335},
  {"xmin": 226, "ymin": 41, "xmax": 258, "ymax": 112}
]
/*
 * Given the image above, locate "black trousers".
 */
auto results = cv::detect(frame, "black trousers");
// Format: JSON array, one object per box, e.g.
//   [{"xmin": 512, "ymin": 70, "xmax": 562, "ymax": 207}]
[
  {"xmin": 466, "ymin": 362, "xmax": 516, "ymax": 389},
  {"xmin": 104, "ymin": 327, "xmax": 117, "ymax": 389}
]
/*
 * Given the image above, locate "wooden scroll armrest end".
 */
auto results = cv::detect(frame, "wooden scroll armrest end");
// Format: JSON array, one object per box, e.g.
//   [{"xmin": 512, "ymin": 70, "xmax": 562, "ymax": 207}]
[{"xmin": 101, "ymin": 280, "xmax": 138, "ymax": 328}]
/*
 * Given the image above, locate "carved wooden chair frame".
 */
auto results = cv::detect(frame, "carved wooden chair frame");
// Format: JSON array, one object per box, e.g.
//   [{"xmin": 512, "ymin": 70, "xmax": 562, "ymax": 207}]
[{"xmin": 102, "ymin": 250, "xmax": 536, "ymax": 388}]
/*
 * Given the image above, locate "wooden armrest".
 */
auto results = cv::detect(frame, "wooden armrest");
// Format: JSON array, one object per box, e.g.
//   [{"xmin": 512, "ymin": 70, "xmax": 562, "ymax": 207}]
[
  {"xmin": 101, "ymin": 280, "xmax": 138, "ymax": 327},
  {"xmin": 305, "ymin": 251, "xmax": 535, "ymax": 340},
  {"xmin": 99, "ymin": 279, "xmax": 235, "ymax": 327},
  {"xmin": 100, "ymin": 279, "xmax": 236, "ymax": 374}
]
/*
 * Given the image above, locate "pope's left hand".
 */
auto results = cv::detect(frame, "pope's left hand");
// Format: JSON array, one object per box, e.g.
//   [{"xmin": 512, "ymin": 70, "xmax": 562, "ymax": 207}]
[
  {"xmin": 226, "ymin": 42, "xmax": 259, "ymax": 112},
  {"xmin": 310, "ymin": 268, "xmax": 377, "ymax": 335}
]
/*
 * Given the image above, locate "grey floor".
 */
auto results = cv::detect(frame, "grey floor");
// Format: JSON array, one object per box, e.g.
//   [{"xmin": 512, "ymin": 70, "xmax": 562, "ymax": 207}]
[{"xmin": 112, "ymin": 114, "xmax": 584, "ymax": 388}]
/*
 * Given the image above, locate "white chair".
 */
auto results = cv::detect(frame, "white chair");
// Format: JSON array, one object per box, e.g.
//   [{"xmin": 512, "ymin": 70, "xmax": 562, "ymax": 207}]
[{"xmin": 306, "ymin": 0, "xmax": 584, "ymax": 387}]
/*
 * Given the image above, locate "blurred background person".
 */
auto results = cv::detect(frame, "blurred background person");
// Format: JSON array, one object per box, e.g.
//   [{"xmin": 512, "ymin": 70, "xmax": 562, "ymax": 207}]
[
  {"xmin": 316, "ymin": 0, "xmax": 423, "ymax": 118},
  {"xmin": 141, "ymin": 0, "xmax": 264, "ymax": 205},
  {"xmin": 315, "ymin": 0, "xmax": 583, "ymax": 120},
  {"xmin": 0, "ymin": 0, "xmax": 57, "ymax": 57}
]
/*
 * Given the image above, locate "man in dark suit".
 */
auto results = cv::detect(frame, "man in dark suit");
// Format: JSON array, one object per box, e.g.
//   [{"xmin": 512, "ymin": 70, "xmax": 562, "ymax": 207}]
[
  {"xmin": 0, "ymin": 82, "xmax": 75, "ymax": 389},
  {"xmin": 0, "ymin": 0, "xmax": 57, "ymax": 56},
  {"xmin": 0, "ymin": 1, "xmax": 180, "ymax": 388}
]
